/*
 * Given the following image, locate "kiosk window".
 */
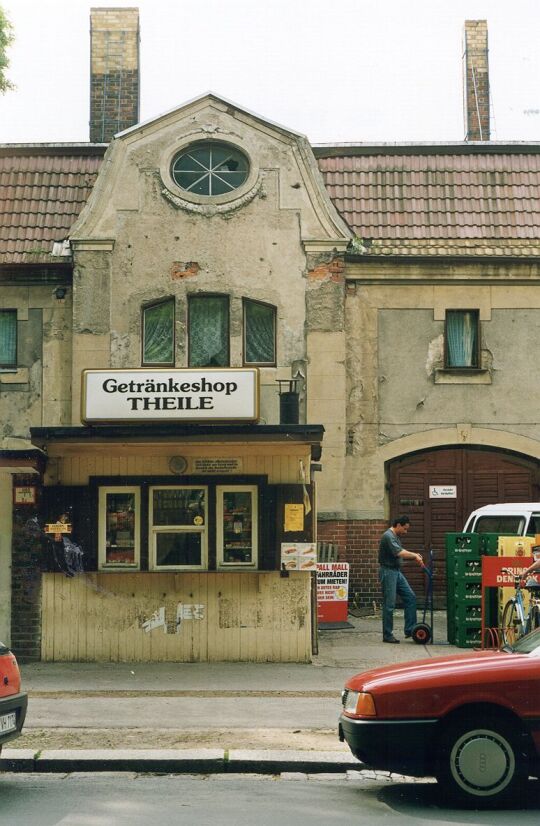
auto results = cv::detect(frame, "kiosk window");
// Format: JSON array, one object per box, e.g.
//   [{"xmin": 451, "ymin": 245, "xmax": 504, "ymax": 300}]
[
  {"xmin": 217, "ymin": 485, "xmax": 258, "ymax": 567},
  {"xmin": 98, "ymin": 487, "xmax": 141, "ymax": 569},
  {"xmin": 150, "ymin": 486, "xmax": 207, "ymax": 570}
]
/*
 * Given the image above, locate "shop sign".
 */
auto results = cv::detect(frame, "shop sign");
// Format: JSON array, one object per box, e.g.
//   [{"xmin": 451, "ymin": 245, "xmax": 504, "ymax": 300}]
[
  {"xmin": 316, "ymin": 562, "xmax": 349, "ymax": 623},
  {"xmin": 429, "ymin": 485, "xmax": 457, "ymax": 498},
  {"xmin": 81, "ymin": 369, "xmax": 259, "ymax": 423},
  {"xmin": 481, "ymin": 555, "xmax": 533, "ymax": 587}
]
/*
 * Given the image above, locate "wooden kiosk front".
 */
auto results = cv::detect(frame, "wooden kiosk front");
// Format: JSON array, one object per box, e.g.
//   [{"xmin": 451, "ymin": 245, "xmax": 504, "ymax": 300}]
[{"xmin": 31, "ymin": 421, "xmax": 323, "ymax": 662}]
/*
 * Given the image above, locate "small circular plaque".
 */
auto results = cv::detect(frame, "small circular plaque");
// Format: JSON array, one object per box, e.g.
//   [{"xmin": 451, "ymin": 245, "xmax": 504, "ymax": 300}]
[{"xmin": 169, "ymin": 456, "xmax": 187, "ymax": 475}]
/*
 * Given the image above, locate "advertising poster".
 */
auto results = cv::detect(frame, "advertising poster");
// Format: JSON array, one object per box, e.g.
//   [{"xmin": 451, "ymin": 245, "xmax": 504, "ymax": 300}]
[
  {"xmin": 280, "ymin": 542, "xmax": 317, "ymax": 571},
  {"xmin": 316, "ymin": 562, "xmax": 349, "ymax": 623}
]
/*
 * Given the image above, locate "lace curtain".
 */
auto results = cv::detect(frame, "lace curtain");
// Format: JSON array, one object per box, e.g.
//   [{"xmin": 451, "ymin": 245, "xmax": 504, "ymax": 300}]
[
  {"xmin": 189, "ymin": 296, "xmax": 229, "ymax": 367},
  {"xmin": 245, "ymin": 301, "xmax": 275, "ymax": 364},
  {"xmin": 143, "ymin": 301, "xmax": 174, "ymax": 364},
  {"xmin": 0, "ymin": 311, "xmax": 16, "ymax": 366}
]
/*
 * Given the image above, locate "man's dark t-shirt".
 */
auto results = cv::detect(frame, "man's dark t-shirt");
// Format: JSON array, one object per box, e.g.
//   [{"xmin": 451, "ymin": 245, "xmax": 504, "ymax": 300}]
[{"xmin": 378, "ymin": 528, "xmax": 403, "ymax": 569}]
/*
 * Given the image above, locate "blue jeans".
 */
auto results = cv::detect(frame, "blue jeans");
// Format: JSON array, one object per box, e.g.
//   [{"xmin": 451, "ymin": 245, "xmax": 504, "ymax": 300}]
[{"xmin": 379, "ymin": 567, "xmax": 417, "ymax": 640}]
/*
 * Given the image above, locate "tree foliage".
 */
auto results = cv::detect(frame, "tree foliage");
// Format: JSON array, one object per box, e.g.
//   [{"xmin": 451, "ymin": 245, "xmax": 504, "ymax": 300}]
[{"xmin": 0, "ymin": 5, "xmax": 14, "ymax": 93}]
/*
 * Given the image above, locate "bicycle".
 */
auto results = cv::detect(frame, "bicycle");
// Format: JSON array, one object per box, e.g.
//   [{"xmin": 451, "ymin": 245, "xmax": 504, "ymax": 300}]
[{"xmin": 501, "ymin": 569, "xmax": 540, "ymax": 645}]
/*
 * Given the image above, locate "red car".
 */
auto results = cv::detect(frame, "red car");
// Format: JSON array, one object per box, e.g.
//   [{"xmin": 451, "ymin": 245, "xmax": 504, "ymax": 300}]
[
  {"xmin": 0, "ymin": 641, "xmax": 27, "ymax": 755},
  {"xmin": 339, "ymin": 628, "xmax": 540, "ymax": 806}
]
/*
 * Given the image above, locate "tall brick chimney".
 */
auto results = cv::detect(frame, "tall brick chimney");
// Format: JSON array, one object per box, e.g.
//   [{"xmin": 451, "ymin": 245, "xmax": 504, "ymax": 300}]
[
  {"xmin": 90, "ymin": 7, "xmax": 140, "ymax": 143},
  {"xmin": 463, "ymin": 20, "xmax": 490, "ymax": 141}
]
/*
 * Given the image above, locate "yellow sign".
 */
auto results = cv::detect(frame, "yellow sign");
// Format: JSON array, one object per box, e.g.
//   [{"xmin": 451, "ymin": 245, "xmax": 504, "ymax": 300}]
[
  {"xmin": 284, "ymin": 503, "xmax": 304, "ymax": 532},
  {"xmin": 45, "ymin": 523, "xmax": 72, "ymax": 534}
]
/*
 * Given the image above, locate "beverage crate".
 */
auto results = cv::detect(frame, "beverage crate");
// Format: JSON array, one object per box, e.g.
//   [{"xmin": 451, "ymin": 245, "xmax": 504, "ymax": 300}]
[
  {"xmin": 454, "ymin": 604, "xmax": 483, "ymax": 624},
  {"xmin": 446, "ymin": 532, "xmax": 482, "ymax": 558},
  {"xmin": 453, "ymin": 581, "xmax": 482, "ymax": 600},
  {"xmin": 454, "ymin": 625, "xmax": 482, "ymax": 648},
  {"xmin": 479, "ymin": 533, "xmax": 500, "ymax": 556},
  {"xmin": 453, "ymin": 557, "xmax": 482, "ymax": 580}
]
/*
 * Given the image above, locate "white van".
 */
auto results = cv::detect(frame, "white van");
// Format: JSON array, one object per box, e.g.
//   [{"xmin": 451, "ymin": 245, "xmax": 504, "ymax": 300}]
[{"xmin": 463, "ymin": 503, "xmax": 540, "ymax": 536}]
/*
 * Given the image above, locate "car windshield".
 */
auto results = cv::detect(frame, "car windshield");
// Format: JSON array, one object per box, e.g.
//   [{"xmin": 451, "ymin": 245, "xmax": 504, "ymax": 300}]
[
  {"xmin": 504, "ymin": 627, "xmax": 540, "ymax": 655},
  {"xmin": 474, "ymin": 515, "xmax": 525, "ymax": 534}
]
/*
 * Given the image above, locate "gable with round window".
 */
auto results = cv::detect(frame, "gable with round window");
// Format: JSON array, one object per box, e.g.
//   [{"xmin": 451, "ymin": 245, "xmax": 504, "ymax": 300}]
[{"xmin": 171, "ymin": 142, "xmax": 249, "ymax": 197}]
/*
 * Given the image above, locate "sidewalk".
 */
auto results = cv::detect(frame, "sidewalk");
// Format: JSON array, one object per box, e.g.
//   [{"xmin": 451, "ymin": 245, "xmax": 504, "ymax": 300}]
[{"xmin": 2, "ymin": 611, "xmax": 462, "ymax": 774}]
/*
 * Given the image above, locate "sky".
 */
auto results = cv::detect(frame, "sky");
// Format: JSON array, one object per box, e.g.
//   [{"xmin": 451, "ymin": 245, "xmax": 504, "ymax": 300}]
[{"xmin": 0, "ymin": 0, "xmax": 539, "ymax": 145}]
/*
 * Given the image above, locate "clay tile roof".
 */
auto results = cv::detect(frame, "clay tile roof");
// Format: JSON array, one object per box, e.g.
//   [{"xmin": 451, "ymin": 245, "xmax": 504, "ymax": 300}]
[
  {"xmin": 0, "ymin": 145, "xmax": 105, "ymax": 266},
  {"xmin": 315, "ymin": 143, "xmax": 540, "ymax": 257}
]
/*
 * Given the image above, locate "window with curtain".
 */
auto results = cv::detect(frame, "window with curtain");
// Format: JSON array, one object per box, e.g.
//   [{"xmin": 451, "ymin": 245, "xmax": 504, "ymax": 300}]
[
  {"xmin": 142, "ymin": 299, "xmax": 175, "ymax": 365},
  {"xmin": 188, "ymin": 295, "xmax": 229, "ymax": 367},
  {"xmin": 243, "ymin": 299, "xmax": 276, "ymax": 365},
  {"xmin": 0, "ymin": 310, "xmax": 17, "ymax": 368},
  {"xmin": 445, "ymin": 310, "xmax": 479, "ymax": 368}
]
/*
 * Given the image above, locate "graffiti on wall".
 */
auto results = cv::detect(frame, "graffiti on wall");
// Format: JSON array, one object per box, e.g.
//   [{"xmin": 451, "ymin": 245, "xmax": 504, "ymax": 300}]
[{"xmin": 141, "ymin": 603, "xmax": 205, "ymax": 634}]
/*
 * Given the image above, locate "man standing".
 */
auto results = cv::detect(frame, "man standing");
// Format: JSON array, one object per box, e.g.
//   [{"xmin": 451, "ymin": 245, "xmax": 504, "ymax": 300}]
[{"xmin": 379, "ymin": 515, "xmax": 423, "ymax": 643}]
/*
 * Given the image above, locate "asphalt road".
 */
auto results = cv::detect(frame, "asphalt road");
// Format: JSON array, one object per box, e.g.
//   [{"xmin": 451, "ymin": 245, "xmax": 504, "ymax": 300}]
[{"xmin": 0, "ymin": 773, "xmax": 538, "ymax": 826}]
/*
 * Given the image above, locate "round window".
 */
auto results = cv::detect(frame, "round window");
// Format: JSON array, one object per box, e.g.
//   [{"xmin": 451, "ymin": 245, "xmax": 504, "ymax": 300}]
[{"xmin": 171, "ymin": 142, "xmax": 249, "ymax": 197}]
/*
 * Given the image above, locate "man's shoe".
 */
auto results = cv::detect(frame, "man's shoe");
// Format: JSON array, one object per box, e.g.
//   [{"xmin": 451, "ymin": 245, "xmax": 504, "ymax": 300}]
[{"xmin": 383, "ymin": 636, "xmax": 400, "ymax": 644}]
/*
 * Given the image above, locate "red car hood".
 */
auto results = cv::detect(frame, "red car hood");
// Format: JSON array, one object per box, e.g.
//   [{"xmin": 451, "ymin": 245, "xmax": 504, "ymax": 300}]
[{"xmin": 346, "ymin": 650, "xmax": 507, "ymax": 692}]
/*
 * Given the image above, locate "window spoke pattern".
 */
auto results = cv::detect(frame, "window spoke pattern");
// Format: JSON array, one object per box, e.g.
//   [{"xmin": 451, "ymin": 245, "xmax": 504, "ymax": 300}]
[{"xmin": 172, "ymin": 143, "xmax": 249, "ymax": 196}]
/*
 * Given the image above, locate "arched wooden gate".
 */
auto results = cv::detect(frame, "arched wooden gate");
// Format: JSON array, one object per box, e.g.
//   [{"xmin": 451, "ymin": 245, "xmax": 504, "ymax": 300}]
[{"xmin": 388, "ymin": 447, "xmax": 540, "ymax": 604}]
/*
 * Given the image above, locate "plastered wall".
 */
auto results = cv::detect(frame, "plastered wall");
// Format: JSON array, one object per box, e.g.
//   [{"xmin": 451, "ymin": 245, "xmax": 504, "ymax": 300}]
[{"xmin": 70, "ymin": 97, "xmax": 349, "ymax": 427}]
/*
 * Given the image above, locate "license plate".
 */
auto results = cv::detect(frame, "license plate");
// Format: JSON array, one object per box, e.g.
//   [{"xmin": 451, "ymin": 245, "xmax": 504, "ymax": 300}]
[{"xmin": 0, "ymin": 712, "xmax": 16, "ymax": 733}]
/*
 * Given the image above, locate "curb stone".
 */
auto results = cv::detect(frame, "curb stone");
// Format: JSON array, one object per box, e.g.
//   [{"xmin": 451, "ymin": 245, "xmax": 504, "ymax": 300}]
[{"xmin": 0, "ymin": 748, "xmax": 360, "ymax": 775}]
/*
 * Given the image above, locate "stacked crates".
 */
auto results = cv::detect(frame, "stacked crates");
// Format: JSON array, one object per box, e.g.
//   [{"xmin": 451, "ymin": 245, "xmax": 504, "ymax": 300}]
[{"xmin": 446, "ymin": 533, "xmax": 498, "ymax": 647}]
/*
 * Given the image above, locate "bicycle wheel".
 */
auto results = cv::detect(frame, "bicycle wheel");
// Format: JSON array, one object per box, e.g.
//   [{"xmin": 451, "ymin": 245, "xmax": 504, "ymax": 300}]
[{"xmin": 501, "ymin": 599, "xmax": 519, "ymax": 645}]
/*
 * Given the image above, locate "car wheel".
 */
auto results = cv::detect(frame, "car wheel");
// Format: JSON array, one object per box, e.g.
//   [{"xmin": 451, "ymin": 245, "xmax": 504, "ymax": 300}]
[
  {"xmin": 436, "ymin": 715, "xmax": 527, "ymax": 806},
  {"xmin": 501, "ymin": 599, "xmax": 519, "ymax": 646}
]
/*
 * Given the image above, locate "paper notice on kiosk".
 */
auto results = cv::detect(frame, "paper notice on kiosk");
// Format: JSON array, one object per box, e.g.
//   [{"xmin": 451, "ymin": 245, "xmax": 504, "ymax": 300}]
[
  {"xmin": 281, "ymin": 542, "xmax": 317, "ymax": 571},
  {"xmin": 284, "ymin": 503, "xmax": 304, "ymax": 532}
]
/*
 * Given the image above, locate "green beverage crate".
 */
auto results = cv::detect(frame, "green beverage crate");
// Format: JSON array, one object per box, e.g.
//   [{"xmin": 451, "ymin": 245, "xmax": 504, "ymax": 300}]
[{"xmin": 446, "ymin": 533, "xmax": 499, "ymax": 645}]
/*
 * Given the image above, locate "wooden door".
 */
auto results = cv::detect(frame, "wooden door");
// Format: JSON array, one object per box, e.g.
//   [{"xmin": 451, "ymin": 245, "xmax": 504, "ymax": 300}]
[{"xmin": 389, "ymin": 448, "xmax": 540, "ymax": 603}]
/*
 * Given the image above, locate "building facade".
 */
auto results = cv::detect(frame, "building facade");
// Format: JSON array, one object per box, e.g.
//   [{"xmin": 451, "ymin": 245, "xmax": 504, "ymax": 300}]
[{"xmin": 1, "ymin": 12, "xmax": 540, "ymax": 658}]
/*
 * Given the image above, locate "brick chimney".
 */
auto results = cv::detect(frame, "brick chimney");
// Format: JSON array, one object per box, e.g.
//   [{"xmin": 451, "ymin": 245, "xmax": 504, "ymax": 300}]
[
  {"xmin": 90, "ymin": 7, "xmax": 140, "ymax": 143},
  {"xmin": 463, "ymin": 20, "xmax": 490, "ymax": 141}
]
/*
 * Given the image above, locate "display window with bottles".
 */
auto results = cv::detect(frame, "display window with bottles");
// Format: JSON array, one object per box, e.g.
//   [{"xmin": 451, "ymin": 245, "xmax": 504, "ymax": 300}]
[
  {"xmin": 216, "ymin": 485, "xmax": 258, "ymax": 567},
  {"xmin": 98, "ymin": 487, "xmax": 141, "ymax": 569},
  {"xmin": 149, "ymin": 486, "xmax": 208, "ymax": 570}
]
